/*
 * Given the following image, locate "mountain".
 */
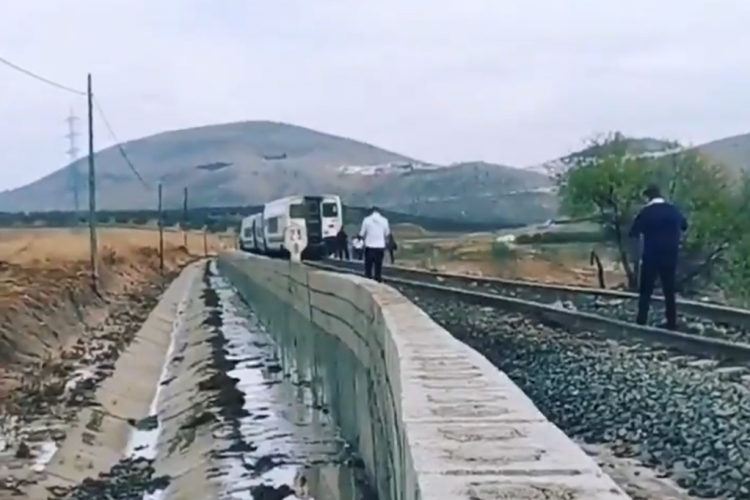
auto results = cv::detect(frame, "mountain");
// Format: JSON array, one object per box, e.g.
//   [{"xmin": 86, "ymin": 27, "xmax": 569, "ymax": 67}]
[
  {"xmin": 528, "ymin": 137, "xmax": 678, "ymax": 178},
  {"xmin": 0, "ymin": 121, "xmax": 415, "ymax": 212},
  {"xmin": 356, "ymin": 161, "xmax": 556, "ymax": 225},
  {"xmin": 0, "ymin": 121, "xmax": 555, "ymax": 225},
  {"xmin": 530, "ymin": 133, "xmax": 750, "ymax": 179},
  {"xmin": 695, "ymin": 133, "xmax": 750, "ymax": 172}
]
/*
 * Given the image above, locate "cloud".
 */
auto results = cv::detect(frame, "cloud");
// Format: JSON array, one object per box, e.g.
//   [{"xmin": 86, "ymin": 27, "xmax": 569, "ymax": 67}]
[{"xmin": 1, "ymin": 0, "xmax": 750, "ymax": 190}]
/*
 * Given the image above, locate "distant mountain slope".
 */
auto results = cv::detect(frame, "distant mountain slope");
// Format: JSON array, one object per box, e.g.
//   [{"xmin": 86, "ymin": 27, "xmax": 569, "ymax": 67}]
[
  {"xmin": 528, "ymin": 137, "xmax": 677, "ymax": 178},
  {"xmin": 530, "ymin": 134, "xmax": 750, "ymax": 179},
  {"xmin": 361, "ymin": 161, "xmax": 556, "ymax": 225},
  {"xmin": 0, "ymin": 121, "xmax": 556, "ymax": 225},
  {"xmin": 695, "ymin": 133, "xmax": 750, "ymax": 172},
  {"xmin": 0, "ymin": 121, "xmax": 415, "ymax": 212}
]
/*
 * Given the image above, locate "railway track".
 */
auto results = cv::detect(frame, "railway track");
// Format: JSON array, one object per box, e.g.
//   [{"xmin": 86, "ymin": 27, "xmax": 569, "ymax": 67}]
[
  {"xmin": 309, "ymin": 259, "xmax": 750, "ymax": 498},
  {"xmin": 399, "ymin": 287, "xmax": 750, "ymax": 499},
  {"xmin": 310, "ymin": 259, "xmax": 750, "ymax": 342},
  {"xmin": 306, "ymin": 259, "xmax": 750, "ymax": 362}
]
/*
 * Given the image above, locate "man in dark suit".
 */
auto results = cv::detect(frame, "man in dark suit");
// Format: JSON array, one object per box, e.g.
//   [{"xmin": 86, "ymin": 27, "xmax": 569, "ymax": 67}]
[{"xmin": 629, "ymin": 184, "xmax": 688, "ymax": 330}]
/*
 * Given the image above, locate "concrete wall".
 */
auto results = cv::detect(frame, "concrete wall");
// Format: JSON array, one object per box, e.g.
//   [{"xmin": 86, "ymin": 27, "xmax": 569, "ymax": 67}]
[{"xmin": 218, "ymin": 252, "xmax": 631, "ymax": 500}]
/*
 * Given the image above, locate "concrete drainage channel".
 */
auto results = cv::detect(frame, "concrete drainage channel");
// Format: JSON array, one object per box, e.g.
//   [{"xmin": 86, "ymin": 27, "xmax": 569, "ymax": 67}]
[{"xmin": 27, "ymin": 259, "xmax": 374, "ymax": 500}]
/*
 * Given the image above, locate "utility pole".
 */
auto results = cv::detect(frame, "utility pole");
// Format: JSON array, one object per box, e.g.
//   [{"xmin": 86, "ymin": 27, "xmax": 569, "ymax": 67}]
[
  {"xmin": 65, "ymin": 109, "xmax": 81, "ymax": 219},
  {"xmin": 87, "ymin": 74, "xmax": 98, "ymax": 291},
  {"xmin": 182, "ymin": 187, "xmax": 189, "ymax": 247}
]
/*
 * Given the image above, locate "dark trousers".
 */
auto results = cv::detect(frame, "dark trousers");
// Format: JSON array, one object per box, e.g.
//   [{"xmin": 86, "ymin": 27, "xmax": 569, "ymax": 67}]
[
  {"xmin": 388, "ymin": 248, "xmax": 395, "ymax": 264},
  {"xmin": 637, "ymin": 259, "xmax": 677, "ymax": 329},
  {"xmin": 364, "ymin": 247, "xmax": 385, "ymax": 282},
  {"xmin": 335, "ymin": 244, "xmax": 349, "ymax": 260}
]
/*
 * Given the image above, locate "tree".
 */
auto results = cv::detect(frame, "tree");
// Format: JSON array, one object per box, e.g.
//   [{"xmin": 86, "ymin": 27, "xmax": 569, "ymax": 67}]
[
  {"xmin": 715, "ymin": 179, "xmax": 750, "ymax": 302},
  {"xmin": 558, "ymin": 132, "xmax": 748, "ymax": 292},
  {"xmin": 131, "ymin": 215, "xmax": 150, "ymax": 225}
]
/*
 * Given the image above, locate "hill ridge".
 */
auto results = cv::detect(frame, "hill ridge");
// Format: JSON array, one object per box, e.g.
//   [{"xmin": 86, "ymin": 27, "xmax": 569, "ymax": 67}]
[{"xmin": 18, "ymin": 122, "xmax": 721, "ymax": 225}]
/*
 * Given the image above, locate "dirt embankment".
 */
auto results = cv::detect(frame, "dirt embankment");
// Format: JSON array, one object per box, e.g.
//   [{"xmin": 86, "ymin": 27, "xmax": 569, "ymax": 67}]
[{"xmin": 0, "ymin": 228, "xmax": 223, "ymax": 402}]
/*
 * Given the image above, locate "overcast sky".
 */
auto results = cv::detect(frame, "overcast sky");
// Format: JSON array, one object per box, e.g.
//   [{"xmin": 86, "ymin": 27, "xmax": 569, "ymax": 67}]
[{"xmin": 2, "ymin": 1, "xmax": 750, "ymax": 191}]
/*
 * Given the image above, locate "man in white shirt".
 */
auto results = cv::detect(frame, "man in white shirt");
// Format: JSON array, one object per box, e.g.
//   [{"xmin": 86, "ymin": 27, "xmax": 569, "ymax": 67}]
[{"xmin": 358, "ymin": 206, "xmax": 390, "ymax": 282}]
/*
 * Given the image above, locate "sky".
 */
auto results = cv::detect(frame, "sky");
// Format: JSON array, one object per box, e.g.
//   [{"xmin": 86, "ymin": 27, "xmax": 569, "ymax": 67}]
[{"xmin": 2, "ymin": 1, "xmax": 750, "ymax": 191}]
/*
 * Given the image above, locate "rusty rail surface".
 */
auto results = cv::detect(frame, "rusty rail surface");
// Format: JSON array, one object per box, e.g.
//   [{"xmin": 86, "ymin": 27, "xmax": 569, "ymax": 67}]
[
  {"xmin": 309, "ymin": 259, "xmax": 750, "ymax": 331},
  {"xmin": 307, "ymin": 260, "xmax": 750, "ymax": 362}
]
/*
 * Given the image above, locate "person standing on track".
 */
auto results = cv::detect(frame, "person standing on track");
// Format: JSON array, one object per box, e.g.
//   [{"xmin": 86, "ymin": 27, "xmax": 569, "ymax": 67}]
[
  {"xmin": 352, "ymin": 236, "xmax": 364, "ymax": 261},
  {"xmin": 359, "ymin": 206, "xmax": 390, "ymax": 282},
  {"xmin": 335, "ymin": 227, "xmax": 349, "ymax": 260},
  {"xmin": 629, "ymin": 184, "xmax": 688, "ymax": 331},
  {"xmin": 387, "ymin": 233, "xmax": 398, "ymax": 264}
]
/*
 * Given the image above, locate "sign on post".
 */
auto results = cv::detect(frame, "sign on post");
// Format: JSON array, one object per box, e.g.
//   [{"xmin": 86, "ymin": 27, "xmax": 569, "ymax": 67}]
[{"xmin": 284, "ymin": 223, "xmax": 307, "ymax": 263}]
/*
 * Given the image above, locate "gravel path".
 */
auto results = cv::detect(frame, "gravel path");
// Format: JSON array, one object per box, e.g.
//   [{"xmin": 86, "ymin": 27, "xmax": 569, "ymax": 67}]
[{"xmin": 400, "ymin": 285, "xmax": 750, "ymax": 500}]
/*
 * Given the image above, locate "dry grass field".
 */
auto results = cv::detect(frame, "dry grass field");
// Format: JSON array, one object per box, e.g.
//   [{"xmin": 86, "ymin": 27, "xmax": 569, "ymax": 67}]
[
  {"xmin": 0, "ymin": 227, "xmax": 224, "ymax": 265},
  {"xmin": 396, "ymin": 234, "xmax": 627, "ymax": 288},
  {"xmin": 0, "ymin": 227, "xmax": 226, "ymax": 398}
]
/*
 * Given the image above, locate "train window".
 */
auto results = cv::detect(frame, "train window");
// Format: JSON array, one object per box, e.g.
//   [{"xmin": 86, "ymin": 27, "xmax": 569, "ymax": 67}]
[
  {"xmin": 289, "ymin": 204, "xmax": 306, "ymax": 218},
  {"xmin": 267, "ymin": 217, "xmax": 279, "ymax": 233},
  {"xmin": 243, "ymin": 228, "xmax": 253, "ymax": 238},
  {"xmin": 322, "ymin": 202, "xmax": 338, "ymax": 217}
]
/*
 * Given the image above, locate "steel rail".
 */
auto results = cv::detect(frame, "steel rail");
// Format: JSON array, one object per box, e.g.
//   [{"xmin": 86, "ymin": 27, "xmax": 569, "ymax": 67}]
[
  {"xmin": 309, "ymin": 259, "xmax": 750, "ymax": 330},
  {"xmin": 307, "ymin": 261, "xmax": 750, "ymax": 362}
]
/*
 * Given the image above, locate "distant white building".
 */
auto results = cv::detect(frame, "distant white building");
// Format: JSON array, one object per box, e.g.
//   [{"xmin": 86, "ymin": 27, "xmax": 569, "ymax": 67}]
[
  {"xmin": 495, "ymin": 234, "xmax": 517, "ymax": 244},
  {"xmin": 336, "ymin": 162, "xmax": 446, "ymax": 176}
]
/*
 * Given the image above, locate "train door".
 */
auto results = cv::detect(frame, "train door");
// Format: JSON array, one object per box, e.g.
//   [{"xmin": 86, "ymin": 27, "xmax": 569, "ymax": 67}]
[
  {"xmin": 302, "ymin": 196, "xmax": 324, "ymax": 248},
  {"xmin": 250, "ymin": 219, "xmax": 257, "ymax": 249}
]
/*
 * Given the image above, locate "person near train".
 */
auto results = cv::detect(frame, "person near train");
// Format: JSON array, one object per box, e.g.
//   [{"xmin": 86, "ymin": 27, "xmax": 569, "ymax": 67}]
[
  {"xmin": 359, "ymin": 207, "xmax": 390, "ymax": 282},
  {"xmin": 352, "ymin": 236, "xmax": 364, "ymax": 260},
  {"xmin": 387, "ymin": 233, "xmax": 398, "ymax": 264},
  {"xmin": 629, "ymin": 184, "xmax": 688, "ymax": 331},
  {"xmin": 335, "ymin": 227, "xmax": 349, "ymax": 260}
]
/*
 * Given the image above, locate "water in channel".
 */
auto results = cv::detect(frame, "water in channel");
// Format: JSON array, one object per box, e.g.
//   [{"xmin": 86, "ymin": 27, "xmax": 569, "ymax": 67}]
[{"xmin": 208, "ymin": 265, "xmax": 376, "ymax": 500}]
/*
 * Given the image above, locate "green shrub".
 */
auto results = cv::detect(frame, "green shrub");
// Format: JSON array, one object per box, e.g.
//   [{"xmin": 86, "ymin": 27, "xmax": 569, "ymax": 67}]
[
  {"xmin": 491, "ymin": 241, "xmax": 517, "ymax": 260},
  {"xmin": 131, "ymin": 216, "xmax": 150, "ymax": 225}
]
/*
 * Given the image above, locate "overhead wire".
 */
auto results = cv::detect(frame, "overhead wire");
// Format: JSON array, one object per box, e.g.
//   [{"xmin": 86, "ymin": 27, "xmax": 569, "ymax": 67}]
[
  {"xmin": 0, "ymin": 54, "xmax": 151, "ymax": 191},
  {"xmin": 92, "ymin": 97, "xmax": 151, "ymax": 190},
  {"xmin": 0, "ymin": 55, "xmax": 86, "ymax": 96}
]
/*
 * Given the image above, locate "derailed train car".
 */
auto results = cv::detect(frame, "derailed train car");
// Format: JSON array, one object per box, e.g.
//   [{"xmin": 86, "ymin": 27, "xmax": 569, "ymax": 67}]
[{"xmin": 238, "ymin": 194, "xmax": 343, "ymax": 260}]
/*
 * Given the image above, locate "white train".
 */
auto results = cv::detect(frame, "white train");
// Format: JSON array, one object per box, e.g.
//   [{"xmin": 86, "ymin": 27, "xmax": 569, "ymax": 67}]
[{"xmin": 238, "ymin": 194, "xmax": 343, "ymax": 260}]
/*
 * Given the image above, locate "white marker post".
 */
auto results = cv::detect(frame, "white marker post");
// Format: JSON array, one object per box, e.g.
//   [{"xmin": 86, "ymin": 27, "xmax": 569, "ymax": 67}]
[{"xmin": 284, "ymin": 223, "xmax": 307, "ymax": 263}]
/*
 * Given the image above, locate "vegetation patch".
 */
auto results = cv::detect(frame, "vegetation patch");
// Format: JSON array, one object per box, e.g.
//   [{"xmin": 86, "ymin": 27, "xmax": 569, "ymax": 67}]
[
  {"xmin": 558, "ymin": 132, "xmax": 750, "ymax": 301},
  {"xmin": 0, "ymin": 204, "xmax": 519, "ymax": 235}
]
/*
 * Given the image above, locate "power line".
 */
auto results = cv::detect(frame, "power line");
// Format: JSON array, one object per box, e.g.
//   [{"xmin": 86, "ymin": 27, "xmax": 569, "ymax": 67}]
[
  {"xmin": 92, "ymin": 97, "xmax": 151, "ymax": 191},
  {"xmin": 1, "ymin": 54, "xmax": 150, "ymax": 191},
  {"xmin": 0, "ymin": 55, "xmax": 85, "ymax": 96}
]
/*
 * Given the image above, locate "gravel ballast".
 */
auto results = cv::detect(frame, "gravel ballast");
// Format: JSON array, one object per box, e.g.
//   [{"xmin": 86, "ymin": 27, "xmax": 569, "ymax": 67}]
[
  {"xmin": 398, "ymin": 285, "xmax": 750, "ymax": 499},
  {"xmin": 423, "ymin": 272, "xmax": 749, "ymax": 344},
  {"xmin": 318, "ymin": 262, "xmax": 750, "ymax": 343}
]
